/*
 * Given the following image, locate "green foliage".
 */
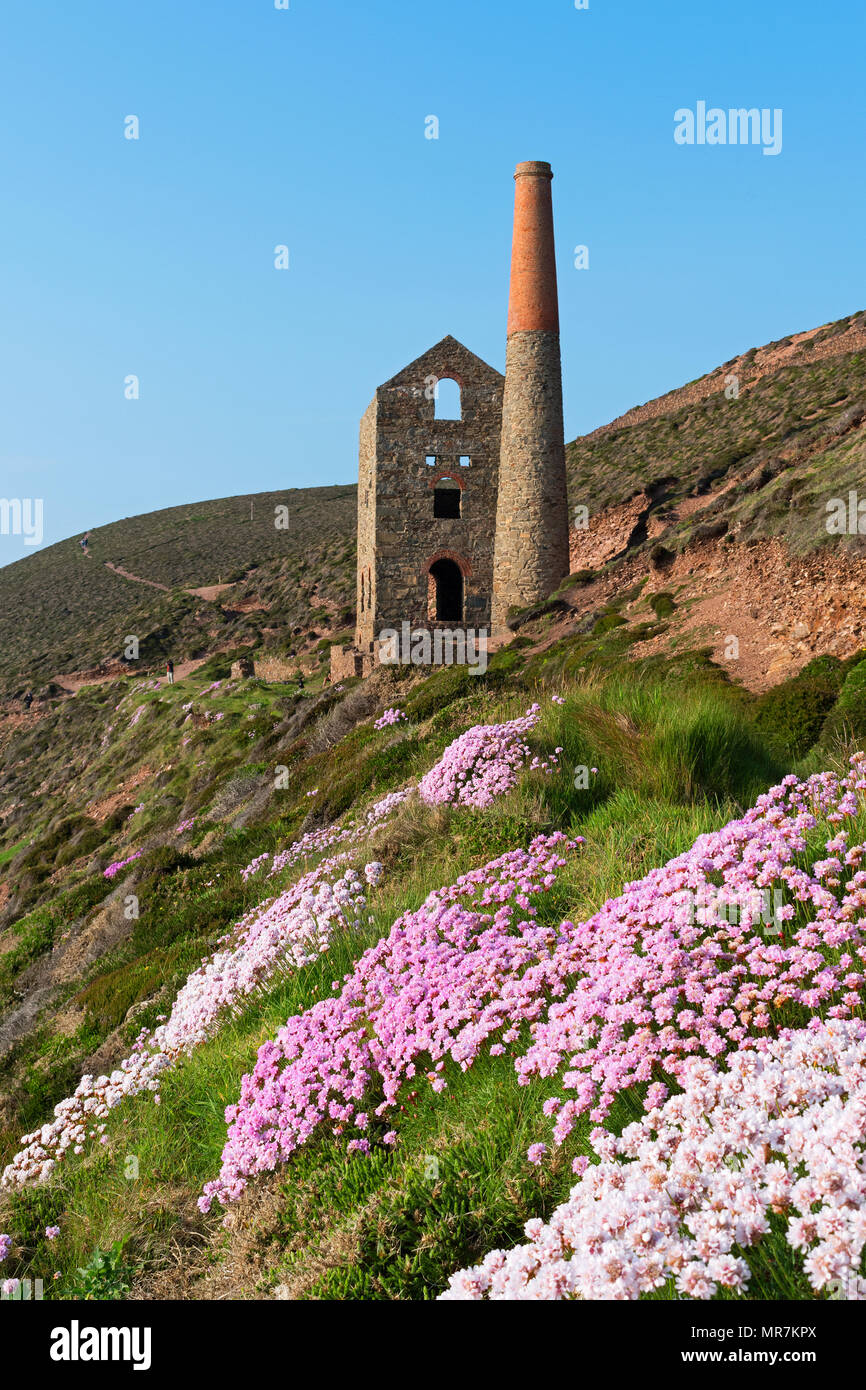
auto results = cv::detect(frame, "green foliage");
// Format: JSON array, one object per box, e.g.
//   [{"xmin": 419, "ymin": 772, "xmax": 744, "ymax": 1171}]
[
  {"xmin": 66, "ymin": 1241, "xmax": 133, "ymax": 1300},
  {"xmin": 76, "ymin": 946, "xmax": 185, "ymax": 1032},
  {"xmin": 405, "ymin": 664, "xmax": 475, "ymax": 721},
  {"xmin": 592, "ymin": 611, "xmax": 627, "ymax": 635},
  {"xmin": 648, "ymin": 590, "xmax": 676, "ymax": 619},
  {"xmin": 820, "ymin": 656, "xmax": 866, "ymax": 748},
  {"xmin": 754, "ymin": 654, "xmax": 850, "ymax": 760},
  {"xmin": 557, "ymin": 568, "xmax": 596, "ymax": 589},
  {"xmin": 654, "ymin": 705, "xmax": 783, "ymax": 807}
]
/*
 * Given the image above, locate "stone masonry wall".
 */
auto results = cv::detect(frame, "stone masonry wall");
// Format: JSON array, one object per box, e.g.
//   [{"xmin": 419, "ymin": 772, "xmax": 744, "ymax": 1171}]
[
  {"xmin": 492, "ymin": 328, "xmax": 570, "ymax": 630},
  {"xmin": 355, "ymin": 399, "xmax": 378, "ymax": 650},
  {"xmin": 354, "ymin": 336, "xmax": 504, "ymax": 651}
]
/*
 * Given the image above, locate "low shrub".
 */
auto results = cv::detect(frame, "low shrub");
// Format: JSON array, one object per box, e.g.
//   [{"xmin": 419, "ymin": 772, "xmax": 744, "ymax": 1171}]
[{"xmin": 820, "ymin": 656, "xmax": 866, "ymax": 748}]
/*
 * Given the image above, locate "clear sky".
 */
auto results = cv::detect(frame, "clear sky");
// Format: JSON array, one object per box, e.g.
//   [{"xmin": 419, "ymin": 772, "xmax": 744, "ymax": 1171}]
[{"xmin": 1, "ymin": 0, "xmax": 863, "ymax": 567}]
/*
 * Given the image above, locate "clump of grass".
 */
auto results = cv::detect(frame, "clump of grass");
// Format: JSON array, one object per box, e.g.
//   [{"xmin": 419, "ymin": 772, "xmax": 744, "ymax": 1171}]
[{"xmin": 648, "ymin": 590, "xmax": 676, "ymax": 619}]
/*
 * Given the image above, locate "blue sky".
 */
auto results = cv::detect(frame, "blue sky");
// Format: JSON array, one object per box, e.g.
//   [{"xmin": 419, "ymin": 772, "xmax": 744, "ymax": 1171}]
[{"xmin": 1, "ymin": 0, "xmax": 863, "ymax": 566}]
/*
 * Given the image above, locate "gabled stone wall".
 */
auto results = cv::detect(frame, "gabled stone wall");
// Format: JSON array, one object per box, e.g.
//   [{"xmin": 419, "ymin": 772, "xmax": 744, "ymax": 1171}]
[{"xmin": 354, "ymin": 335, "xmax": 504, "ymax": 652}]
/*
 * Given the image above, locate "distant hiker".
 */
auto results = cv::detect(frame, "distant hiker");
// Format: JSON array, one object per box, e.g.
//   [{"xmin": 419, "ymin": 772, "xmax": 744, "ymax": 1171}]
[
  {"xmin": 80, "ymin": 532, "xmax": 90, "ymax": 553},
  {"xmin": 23, "ymin": 690, "xmax": 33, "ymax": 711},
  {"xmin": 166, "ymin": 659, "xmax": 175, "ymax": 686},
  {"xmin": 296, "ymin": 672, "xmax": 305, "ymax": 692}
]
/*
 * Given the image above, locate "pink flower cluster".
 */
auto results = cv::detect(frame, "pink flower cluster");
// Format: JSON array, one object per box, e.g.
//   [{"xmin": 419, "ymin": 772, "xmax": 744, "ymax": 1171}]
[
  {"xmin": 176, "ymin": 818, "xmax": 195, "ymax": 835},
  {"xmin": 441, "ymin": 1019, "xmax": 866, "ymax": 1300},
  {"xmin": 103, "ymin": 850, "xmax": 144, "ymax": 880},
  {"xmin": 0, "ymin": 1235, "xmax": 10, "ymax": 1262},
  {"xmin": 374, "ymin": 708, "xmax": 408, "ymax": 730},
  {"xmin": 247, "ymin": 788, "xmax": 412, "ymax": 882},
  {"xmin": 514, "ymin": 759, "xmax": 866, "ymax": 1143},
  {"xmin": 241, "ymin": 701, "xmax": 564, "ymax": 888},
  {"xmin": 1, "ymin": 859, "xmax": 377, "ymax": 1191},
  {"xmin": 241, "ymin": 853, "xmax": 270, "ymax": 882},
  {"xmin": 418, "ymin": 705, "xmax": 551, "ymax": 809},
  {"xmin": 199, "ymin": 833, "xmax": 579, "ymax": 1211}
]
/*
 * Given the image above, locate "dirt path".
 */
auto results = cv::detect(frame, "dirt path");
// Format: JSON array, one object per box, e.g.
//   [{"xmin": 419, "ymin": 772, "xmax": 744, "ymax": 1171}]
[
  {"xmin": 104, "ymin": 560, "xmax": 170, "ymax": 591},
  {"xmin": 104, "ymin": 561, "xmax": 241, "ymax": 607},
  {"xmin": 51, "ymin": 656, "xmax": 207, "ymax": 695},
  {"xmin": 186, "ymin": 582, "xmax": 236, "ymax": 601}
]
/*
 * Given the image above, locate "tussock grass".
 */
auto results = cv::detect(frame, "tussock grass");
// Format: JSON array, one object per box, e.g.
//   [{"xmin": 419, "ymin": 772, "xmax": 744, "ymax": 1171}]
[{"xmin": 0, "ymin": 653, "xmax": 795, "ymax": 1300}]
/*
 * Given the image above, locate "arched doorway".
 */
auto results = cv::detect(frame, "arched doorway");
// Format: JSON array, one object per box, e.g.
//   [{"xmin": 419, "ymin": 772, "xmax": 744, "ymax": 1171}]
[{"xmin": 428, "ymin": 558, "xmax": 463, "ymax": 622}]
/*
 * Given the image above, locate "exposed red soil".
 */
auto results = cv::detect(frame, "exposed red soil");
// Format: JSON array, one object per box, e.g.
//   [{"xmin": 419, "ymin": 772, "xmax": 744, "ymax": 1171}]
[{"xmin": 559, "ymin": 532, "xmax": 866, "ymax": 694}]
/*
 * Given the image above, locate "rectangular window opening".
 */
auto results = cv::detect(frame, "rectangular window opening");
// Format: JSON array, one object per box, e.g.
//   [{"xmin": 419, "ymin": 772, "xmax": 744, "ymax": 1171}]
[
  {"xmin": 459, "ymin": 455, "xmax": 471, "ymax": 467},
  {"xmin": 433, "ymin": 488, "xmax": 461, "ymax": 520}
]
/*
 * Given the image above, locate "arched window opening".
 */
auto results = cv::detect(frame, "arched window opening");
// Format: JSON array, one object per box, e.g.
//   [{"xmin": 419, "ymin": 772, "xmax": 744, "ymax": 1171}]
[
  {"xmin": 433, "ymin": 480, "xmax": 461, "ymax": 519},
  {"xmin": 428, "ymin": 558, "xmax": 463, "ymax": 622},
  {"xmin": 433, "ymin": 377, "xmax": 462, "ymax": 420}
]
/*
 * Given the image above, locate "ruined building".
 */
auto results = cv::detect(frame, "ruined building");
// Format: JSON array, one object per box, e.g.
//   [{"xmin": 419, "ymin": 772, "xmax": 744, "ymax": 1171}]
[{"xmin": 331, "ymin": 161, "xmax": 569, "ymax": 683}]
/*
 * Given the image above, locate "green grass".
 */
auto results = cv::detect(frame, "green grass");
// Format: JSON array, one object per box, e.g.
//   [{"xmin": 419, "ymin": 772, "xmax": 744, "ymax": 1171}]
[
  {"xmin": 566, "ymin": 316, "xmax": 866, "ymax": 558},
  {"xmin": 0, "ymin": 485, "xmax": 357, "ymax": 696},
  {"xmin": 2, "ymin": 600, "xmax": 866, "ymax": 1301},
  {"xmin": 0, "ymin": 649, "xmax": 803, "ymax": 1300}
]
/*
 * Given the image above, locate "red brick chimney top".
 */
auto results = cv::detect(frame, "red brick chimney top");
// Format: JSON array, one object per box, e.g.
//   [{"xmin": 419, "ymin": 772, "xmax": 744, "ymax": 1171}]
[{"xmin": 507, "ymin": 161, "xmax": 559, "ymax": 336}]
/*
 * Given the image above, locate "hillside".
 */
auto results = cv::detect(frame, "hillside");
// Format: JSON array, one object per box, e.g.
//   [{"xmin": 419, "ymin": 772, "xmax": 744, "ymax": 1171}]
[
  {"xmin": 2, "ymin": 620, "xmax": 866, "ymax": 1301},
  {"xmin": 567, "ymin": 309, "xmax": 866, "ymax": 531},
  {"xmin": 0, "ymin": 486, "xmax": 357, "ymax": 699},
  {"xmin": 2, "ymin": 312, "xmax": 866, "ymax": 1304},
  {"xmin": 3, "ymin": 313, "xmax": 865, "ymax": 710},
  {"xmin": 553, "ymin": 310, "xmax": 866, "ymax": 692}
]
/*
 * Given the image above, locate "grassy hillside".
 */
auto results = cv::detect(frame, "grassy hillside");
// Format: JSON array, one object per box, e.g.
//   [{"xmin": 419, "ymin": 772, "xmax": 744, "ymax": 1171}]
[
  {"xmin": 1, "ymin": 605, "xmax": 865, "ymax": 1300},
  {"xmin": 2, "ymin": 313, "xmax": 866, "ymax": 1303},
  {"xmin": 567, "ymin": 311, "xmax": 866, "ymax": 558},
  {"xmin": 0, "ymin": 487, "xmax": 356, "ymax": 697}
]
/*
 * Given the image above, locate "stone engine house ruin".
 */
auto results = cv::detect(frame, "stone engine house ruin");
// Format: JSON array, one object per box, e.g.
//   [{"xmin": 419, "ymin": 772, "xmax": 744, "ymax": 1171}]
[
  {"xmin": 331, "ymin": 160, "xmax": 570, "ymax": 683},
  {"xmin": 354, "ymin": 337, "xmax": 504, "ymax": 651}
]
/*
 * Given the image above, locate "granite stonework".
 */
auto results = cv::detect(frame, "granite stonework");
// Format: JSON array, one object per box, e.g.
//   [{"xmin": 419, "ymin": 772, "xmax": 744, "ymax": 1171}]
[
  {"xmin": 328, "ymin": 161, "xmax": 571, "ymax": 683},
  {"xmin": 353, "ymin": 335, "xmax": 503, "ymax": 654},
  {"xmin": 491, "ymin": 328, "xmax": 570, "ymax": 631}
]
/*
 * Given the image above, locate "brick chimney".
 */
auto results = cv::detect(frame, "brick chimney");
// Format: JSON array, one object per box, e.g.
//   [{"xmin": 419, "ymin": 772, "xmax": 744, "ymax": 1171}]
[{"xmin": 491, "ymin": 161, "xmax": 570, "ymax": 632}]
